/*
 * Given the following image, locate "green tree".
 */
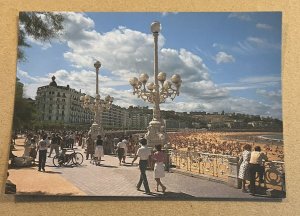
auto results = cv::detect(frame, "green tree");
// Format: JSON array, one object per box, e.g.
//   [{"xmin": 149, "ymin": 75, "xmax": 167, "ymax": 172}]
[
  {"xmin": 18, "ymin": 12, "xmax": 64, "ymax": 61},
  {"xmin": 13, "ymin": 78, "xmax": 37, "ymax": 130}
]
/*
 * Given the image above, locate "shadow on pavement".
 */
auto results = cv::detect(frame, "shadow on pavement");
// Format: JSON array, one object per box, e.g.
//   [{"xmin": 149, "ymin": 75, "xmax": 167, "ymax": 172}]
[
  {"xmin": 44, "ymin": 170, "xmax": 62, "ymax": 174},
  {"xmin": 99, "ymin": 164, "xmax": 118, "ymax": 168},
  {"xmin": 16, "ymin": 191, "xmax": 76, "ymax": 196}
]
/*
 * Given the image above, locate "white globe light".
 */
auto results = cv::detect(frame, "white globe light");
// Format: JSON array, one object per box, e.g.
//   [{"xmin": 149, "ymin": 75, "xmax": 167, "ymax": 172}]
[
  {"xmin": 94, "ymin": 61, "xmax": 101, "ymax": 69},
  {"xmin": 171, "ymin": 74, "xmax": 182, "ymax": 84},
  {"xmin": 158, "ymin": 72, "xmax": 166, "ymax": 82},
  {"xmin": 139, "ymin": 73, "xmax": 149, "ymax": 83},
  {"xmin": 163, "ymin": 80, "xmax": 171, "ymax": 89},
  {"xmin": 129, "ymin": 77, "xmax": 139, "ymax": 86},
  {"xmin": 147, "ymin": 82, "xmax": 155, "ymax": 91},
  {"xmin": 151, "ymin": 21, "xmax": 161, "ymax": 33}
]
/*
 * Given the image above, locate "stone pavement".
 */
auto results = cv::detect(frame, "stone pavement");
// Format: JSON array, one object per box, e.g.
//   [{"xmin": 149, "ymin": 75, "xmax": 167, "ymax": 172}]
[
  {"xmin": 8, "ymin": 139, "xmax": 270, "ymax": 199},
  {"xmin": 49, "ymin": 148, "xmax": 268, "ymax": 199}
]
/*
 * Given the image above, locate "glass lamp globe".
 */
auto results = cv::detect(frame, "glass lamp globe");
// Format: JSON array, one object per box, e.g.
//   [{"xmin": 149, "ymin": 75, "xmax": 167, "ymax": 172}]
[
  {"xmin": 171, "ymin": 74, "xmax": 182, "ymax": 84},
  {"xmin": 129, "ymin": 77, "xmax": 139, "ymax": 86},
  {"xmin": 147, "ymin": 82, "xmax": 155, "ymax": 91},
  {"xmin": 151, "ymin": 21, "xmax": 161, "ymax": 33},
  {"xmin": 139, "ymin": 73, "xmax": 149, "ymax": 83},
  {"xmin": 163, "ymin": 80, "xmax": 172, "ymax": 89},
  {"xmin": 94, "ymin": 61, "xmax": 101, "ymax": 69},
  {"xmin": 158, "ymin": 72, "xmax": 166, "ymax": 82}
]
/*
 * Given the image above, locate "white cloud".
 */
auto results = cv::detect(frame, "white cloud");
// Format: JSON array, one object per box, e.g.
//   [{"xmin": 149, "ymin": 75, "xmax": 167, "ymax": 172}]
[
  {"xmin": 256, "ymin": 89, "xmax": 281, "ymax": 101},
  {"xmin": 228, "ymin": 13, "xmax": 251, "ymax": 21},
  {"xmin": 214, "ymin": 51, "xmax": 235, "ymax": 64},
  {"xmin": 213, "ymin": 36, "xmax": 281, "ymax": 55},
  {"xmin": 239, "ymin": 76, "xmax": 281, "ymax": 84},
  {"xmin": 256, "ymin": 23, "xmax": 272, "ymax": 30},
  {"xmin": 161, "ymin": 12, "xmax": 178, "ymax": 17}
]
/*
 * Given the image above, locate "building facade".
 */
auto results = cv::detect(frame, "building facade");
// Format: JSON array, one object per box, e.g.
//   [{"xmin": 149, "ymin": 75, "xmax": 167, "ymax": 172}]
[{"xmin": 35, "ymin": 76, "xmax": 94, "ymax": 125}]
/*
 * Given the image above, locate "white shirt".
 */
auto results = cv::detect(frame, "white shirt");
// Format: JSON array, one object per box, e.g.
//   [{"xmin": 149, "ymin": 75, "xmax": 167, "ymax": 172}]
[
  {"xmin": 137, "ymin": 145, "xmax": 151, "ymax": 160},
  {"xmin": 38, "ymin": 139, "xmax": 48, "ymax": 151},
  {"xmin": 117, "ymin": 141, "xmax": 126, "ymax": 149}
]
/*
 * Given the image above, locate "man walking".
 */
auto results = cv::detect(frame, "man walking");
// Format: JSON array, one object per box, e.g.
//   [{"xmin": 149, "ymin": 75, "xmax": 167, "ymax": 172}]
[
  {"xmin": 131, "ymin": 138, "xmax": 152, "ymax": 195},
  {"xmin": 37, "ymin": 134, "xmax": 48, "ymax": 172}
]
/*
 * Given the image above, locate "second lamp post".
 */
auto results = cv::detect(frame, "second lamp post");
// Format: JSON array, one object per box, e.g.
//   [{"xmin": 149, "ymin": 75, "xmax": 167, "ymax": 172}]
[{"xmin": 80, "ymin": 61, "xmax": 114, "ymax": 140}]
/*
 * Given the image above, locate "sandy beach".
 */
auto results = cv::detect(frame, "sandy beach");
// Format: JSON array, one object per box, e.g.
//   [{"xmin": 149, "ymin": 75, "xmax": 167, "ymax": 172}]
[{"xmin": 168, "ymin": 131, "xmax": 284, "ymax": 161}]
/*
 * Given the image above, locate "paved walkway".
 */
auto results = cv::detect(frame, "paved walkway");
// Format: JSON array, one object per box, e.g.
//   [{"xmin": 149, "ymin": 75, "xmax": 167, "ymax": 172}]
[
  {"xmin": 8, "ymin": 139, "xmax": 269, "ymax": 199},
  {"xmin": 49, "ymin": 149, "xmax": 266, "ymax": 199}
]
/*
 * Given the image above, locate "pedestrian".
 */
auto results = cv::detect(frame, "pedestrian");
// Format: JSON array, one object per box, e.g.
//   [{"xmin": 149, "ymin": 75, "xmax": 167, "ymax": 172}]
[
  {"xmin": 131, "ymin": 138, "xmax": 151, "ymax": 195},
  {"xmin": 122, "ymin": 137, "xmax": 129, "ymax": 163},
  {"xmin": 48, "ymin": 133, "xmax": 60, "ymax": 157},
  {"xmin": 152, "ymin": 144, "xmax": 167, "ymax": 193},
  {"xmin": 116, "ymin": 138, "xmax": 126, "ymax": 165},
  {"xmin": 248, "ymin": 146, "xmax": 268, "ymax": 195},
  {"xmin": 23, "ymin": 133, "xmax": 33, "ymax": 157},
  {"xmin": 69, "ymin": 132, "xmax": 75, "ymax": 149},
  {"xmin": 94, "ymin": 135, "xmax": 104, "ymax": 166},
  {"xmin": 238, "ymin": 144, "xmax": 252, "ymax": 192},
  {"xmin": 37, "ymin": 134, "xmax": 48, "ymax": 172},
  {"xmin": 85, "ymin": 134, "xmax": 94, "ymax": 160}
]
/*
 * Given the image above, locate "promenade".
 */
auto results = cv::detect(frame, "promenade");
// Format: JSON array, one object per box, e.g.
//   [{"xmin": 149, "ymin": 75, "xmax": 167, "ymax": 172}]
[{"xmin": 7, "ymin": 140, "xmax": 270, "ymax": 200}]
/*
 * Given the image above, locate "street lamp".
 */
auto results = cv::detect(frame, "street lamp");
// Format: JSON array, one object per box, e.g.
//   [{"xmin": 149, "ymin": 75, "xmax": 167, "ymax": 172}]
[
  {"xmin": 129, "ymin": 21, "xmax": 182, "ymax": 148},
  {"xmin": 80, "ymin": 61, "xmax": 114, "ymax": 140}
]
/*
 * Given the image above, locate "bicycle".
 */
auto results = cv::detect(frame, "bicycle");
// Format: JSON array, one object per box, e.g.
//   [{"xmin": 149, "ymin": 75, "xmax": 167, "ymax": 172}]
[{"xmin": 53, "ymin": 148, "xmax": 84, "ymax": 167}]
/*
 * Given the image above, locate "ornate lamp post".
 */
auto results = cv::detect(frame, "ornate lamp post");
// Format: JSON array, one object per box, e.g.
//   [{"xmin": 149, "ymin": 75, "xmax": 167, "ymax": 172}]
[
  {"xmin": 80, "ymin": 61, "xmax": 114, "ymax": 140},
  {"xmin": 129, "ymin": 21, "xmax": 182, "ymax": 148}
]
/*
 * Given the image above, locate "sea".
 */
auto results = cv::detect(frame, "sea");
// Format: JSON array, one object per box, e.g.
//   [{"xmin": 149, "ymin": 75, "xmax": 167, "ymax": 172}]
[{"xmin": 258, "ymin": 133, "xmax": 283, "ymax": 141}]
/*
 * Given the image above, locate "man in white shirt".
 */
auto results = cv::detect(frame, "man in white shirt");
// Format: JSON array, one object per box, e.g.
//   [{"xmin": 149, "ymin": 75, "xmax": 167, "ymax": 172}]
[
  {"xmin": 37, "ymin": 134, "xmax": 49, "ymax": 172},
  {"xmin": 131, "ymin": 138, "xmax": 151, "ymax": 194}
]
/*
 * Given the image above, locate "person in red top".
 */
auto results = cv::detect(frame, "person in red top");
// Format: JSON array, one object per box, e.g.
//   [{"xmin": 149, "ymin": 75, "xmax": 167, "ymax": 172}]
[{"xmin": 152, "ymin": 144, "xmax": 167, "ymax": 193}]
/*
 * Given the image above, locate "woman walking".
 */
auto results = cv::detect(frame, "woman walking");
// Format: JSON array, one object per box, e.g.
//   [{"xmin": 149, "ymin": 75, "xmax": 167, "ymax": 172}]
[
  {"xmin": 94, "ymin": 135, "xmax": 104, "ymax": 166},
  {"xmin": 238, "ymin": 144, "xmax": 251, "ymax": 192},
  {"xmin": 116, "ymin": 138, "xmax": 126, "ymax": 166},
  {"xmin": 152, "ymin": 145, "xmax": 167, "ymax": 193}
]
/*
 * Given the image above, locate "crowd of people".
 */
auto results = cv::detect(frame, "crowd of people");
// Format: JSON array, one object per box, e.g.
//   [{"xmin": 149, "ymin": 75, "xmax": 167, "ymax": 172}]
[
  {"xmin": 9, "ymin": 130, "xmax": 140, "ymax": 170},
  {"xmin": 10, "ymin": 131, "xmax": 168, "ymax": 195},
  {"xmin": 9, "ymin": 130, "xmax": 284, "ymax": 196},
  {"xmin": 168, "ymin": 131, "xmax": 284, "ymax": 161}
]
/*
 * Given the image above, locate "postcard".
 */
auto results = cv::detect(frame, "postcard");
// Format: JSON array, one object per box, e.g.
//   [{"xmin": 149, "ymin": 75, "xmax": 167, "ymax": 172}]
[{"xmin": 5, "ymin": 12, "xmax": 284, "ymax": 199}]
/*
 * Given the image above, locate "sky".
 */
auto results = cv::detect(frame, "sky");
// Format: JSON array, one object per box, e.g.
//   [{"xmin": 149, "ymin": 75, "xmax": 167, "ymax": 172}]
[{"xmin": 17, "ymin": 12, "xmax": 282, "ymax": 119}]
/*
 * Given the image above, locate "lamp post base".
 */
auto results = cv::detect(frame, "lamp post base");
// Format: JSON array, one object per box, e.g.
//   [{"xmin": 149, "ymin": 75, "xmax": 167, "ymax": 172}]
[
  {"xmin": 144, "ymin": 120, "xmax": 166, "ymax": 148},
  {"xmin": 88, "ymin": 122, "xmax": 104, "ymax": 141}
]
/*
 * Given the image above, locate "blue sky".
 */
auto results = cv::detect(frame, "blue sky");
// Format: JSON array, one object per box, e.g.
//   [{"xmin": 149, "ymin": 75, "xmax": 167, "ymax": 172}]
[{"xmin": 17, "ymin": 12, "xmax": 282, "ymax": 119}]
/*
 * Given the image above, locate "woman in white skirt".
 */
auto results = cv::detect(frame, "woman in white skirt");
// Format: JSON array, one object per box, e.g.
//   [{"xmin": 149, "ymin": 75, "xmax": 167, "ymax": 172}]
[
  {"xmin": 152, "ymin": 145, "xmax": 167, "ymax": 193},
  {"xmin": 94, "ymin": 135, "xmax": 104, "ymax": 166}
]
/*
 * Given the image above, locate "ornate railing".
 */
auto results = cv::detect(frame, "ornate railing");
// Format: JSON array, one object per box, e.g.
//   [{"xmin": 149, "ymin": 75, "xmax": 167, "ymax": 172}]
[
  {"xmin": 170, "ymin": 150, "xmax": 285, "ymax": 191},
  {"xmin": 171, "ymin": 150, "xmax": 230, "ymax": 181},
  {"xmin": 262, "ymin": 161, "xmax": 285, "ymax": 191}
]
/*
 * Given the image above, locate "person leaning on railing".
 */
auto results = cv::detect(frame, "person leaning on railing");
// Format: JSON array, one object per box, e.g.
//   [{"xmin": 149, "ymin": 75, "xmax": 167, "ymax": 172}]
[{"xmin": 248, "ymin": 146, "xmax": 268, "ymax": 195}]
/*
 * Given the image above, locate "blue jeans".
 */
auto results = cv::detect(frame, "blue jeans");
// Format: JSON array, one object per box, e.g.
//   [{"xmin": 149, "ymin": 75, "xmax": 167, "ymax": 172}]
[{"xmin": 137, "ymin": 160, "xmax": 150, "ymax": 193}]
